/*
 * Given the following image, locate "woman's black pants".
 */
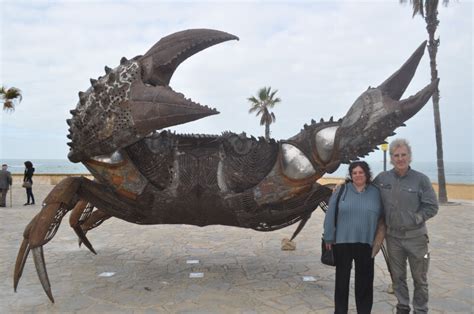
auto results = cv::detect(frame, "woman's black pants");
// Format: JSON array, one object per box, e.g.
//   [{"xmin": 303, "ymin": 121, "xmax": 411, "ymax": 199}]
[
  {"xmin": 26, "ymin": 187, "xmax": 35, "ymax": 204},
  {"xmin": 333, "ymin": 243, "xmax": 374, "ymax": 314}
]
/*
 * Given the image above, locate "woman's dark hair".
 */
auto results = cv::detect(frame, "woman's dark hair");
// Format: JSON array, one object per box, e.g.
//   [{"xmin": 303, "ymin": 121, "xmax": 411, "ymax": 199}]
[
  {"xmin": 345, "ymin": 161, "xmax": 372, "ymax": 184},
  {"xmin": 24, "ymin": 161, "xmax": 33, "ymax": 169}
]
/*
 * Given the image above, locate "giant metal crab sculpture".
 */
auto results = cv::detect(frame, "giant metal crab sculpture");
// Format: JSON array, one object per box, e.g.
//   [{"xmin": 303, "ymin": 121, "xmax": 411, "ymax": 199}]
[{"xmin": 13, "ymin": 29, "xmax": 437, "ymax": 302}]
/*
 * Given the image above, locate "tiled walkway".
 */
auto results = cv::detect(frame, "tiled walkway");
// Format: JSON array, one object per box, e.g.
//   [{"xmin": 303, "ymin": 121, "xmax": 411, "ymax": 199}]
[{"xmin": 1, "ymin": 185, "xmax": 472, "ymax": 313}]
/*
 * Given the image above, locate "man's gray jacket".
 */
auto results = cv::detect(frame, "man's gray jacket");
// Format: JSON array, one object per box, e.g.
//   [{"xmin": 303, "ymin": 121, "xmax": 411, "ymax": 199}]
[
  {"xmin": 0, "ymin": 169, "xmax": 13, "ymax": 189},
  {"xmin": 373, "ymin": 168, "xmax": 438, "ymax": 238}
]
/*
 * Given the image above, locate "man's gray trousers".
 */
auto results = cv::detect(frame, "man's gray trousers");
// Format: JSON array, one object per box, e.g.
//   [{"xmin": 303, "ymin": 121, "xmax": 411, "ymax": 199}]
[{"xmin": 386, "ymin": 234, "xmax": 430, "ymax": 313}]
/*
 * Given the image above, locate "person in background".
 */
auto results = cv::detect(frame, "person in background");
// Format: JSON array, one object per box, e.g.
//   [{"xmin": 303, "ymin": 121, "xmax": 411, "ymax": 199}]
[
  {"xmin": 373, "ymin": 138, "xmax": 438, "ymax": 314},
  {"xmin": 23, "ymin": 161, "xmax": 35, "ymax": 205},
  {"xmin": 323, "ymin": 161, "xmax": 383, "ymax": 314},
  {"xmin": 0, "ymin": 164, "xmax": 13, "ymax": 207}
]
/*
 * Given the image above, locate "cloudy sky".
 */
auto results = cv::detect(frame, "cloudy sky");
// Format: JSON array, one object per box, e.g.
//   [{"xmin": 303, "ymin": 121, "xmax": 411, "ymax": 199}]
[{"xmin": 0, "ymin": 0, "xmax": 472, "ymax": 165}]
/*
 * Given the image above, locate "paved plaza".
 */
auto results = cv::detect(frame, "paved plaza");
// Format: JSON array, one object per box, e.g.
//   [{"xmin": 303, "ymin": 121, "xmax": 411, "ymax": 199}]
[{"xmin": 1, "ymin": 184, "xmax": 473, "ymax": 313}]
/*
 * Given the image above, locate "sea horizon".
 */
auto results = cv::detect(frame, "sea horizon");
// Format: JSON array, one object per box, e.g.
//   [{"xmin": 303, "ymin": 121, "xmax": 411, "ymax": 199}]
[{"xmin": 2, "ymin": 158, "xmax": 473, "ymax": 185}]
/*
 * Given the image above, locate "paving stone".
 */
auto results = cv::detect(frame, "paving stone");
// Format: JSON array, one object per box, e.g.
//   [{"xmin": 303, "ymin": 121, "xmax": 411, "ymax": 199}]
[
  {"xmin": 429, "ymin": 298, "xmax": 473, "ymax": 312},
  {"xmin": 1, "ymin": 185, "xmax": 472, "ymax": 312}
]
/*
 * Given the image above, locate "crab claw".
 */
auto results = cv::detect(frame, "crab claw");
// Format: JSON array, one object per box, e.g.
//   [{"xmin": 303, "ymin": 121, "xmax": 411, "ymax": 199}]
[
  {"xmin": 333, "ymin": 42, "xmax": 437, "ymax": 162},
  {"xmin": 14, "ymin": 220, "xmax": 55, "ymax": 303},
  {"xmin": 128, "ymin": 84, "xmax": 219, "ymax": 135},
  {"xmin": 67, "ymin": 29, "xmax": 238, "ymax": 163},
  {"xmin": 395, "ymin": 78, "xmax": 439, "ymax": 121},
  {"xmin": 13, "ymin": 239, "xmax": 30, "ymax": 292},
  {"xmin": 378, "ymin": 41, "xmax": 427, "ymax": 101},
  {"xmin": 32, "ymin": 247, "xmax": 55, "ymax": 303},
  {"xmin": 140, "ymin": 29, "xmax": 239, "ymax": 86}
]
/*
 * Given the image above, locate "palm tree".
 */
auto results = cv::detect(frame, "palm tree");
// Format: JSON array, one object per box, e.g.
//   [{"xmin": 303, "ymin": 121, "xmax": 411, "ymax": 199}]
[
  {"xmin": 1, "ymin": 86, "xmax": 23, "ymax": 112},
  {"xmin": 401, "ymin": 0, "xmax": 449, "ymax": 203},
  {"xmin": 248, "ymin": 87, "xmax": 281, "ymax": 141}
]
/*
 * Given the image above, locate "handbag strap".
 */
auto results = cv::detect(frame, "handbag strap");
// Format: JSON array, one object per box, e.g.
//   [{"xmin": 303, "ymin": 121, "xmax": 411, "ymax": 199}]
[{"xmin": 334, "ymin": 184, "xmax": 345, "ymax": 227}]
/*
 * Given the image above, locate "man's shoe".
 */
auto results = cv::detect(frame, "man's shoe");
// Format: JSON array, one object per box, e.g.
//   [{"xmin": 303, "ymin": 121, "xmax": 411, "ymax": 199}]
[
  {"xmin": 23, "ymin": 203, "xmax": 30, "ymax": 206},
  {"xmin": 31, "ymin": 202, "xmax": 35, "ymax": 205}
]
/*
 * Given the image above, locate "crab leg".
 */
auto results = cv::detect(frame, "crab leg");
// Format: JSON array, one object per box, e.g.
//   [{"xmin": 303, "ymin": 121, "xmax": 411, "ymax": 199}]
[
  {"xmin": 70, "ymin": 201, "xmax": 112, "ymax": 233},
  {"xmin": 80, "ymin": 209, "xmax": 111, "ymax": 233},
  {"xmin": 14, "ymin": 176, "xmax": 135, "ymax": 302},
  {"xmin": 69, "ymin": 200, "xmax": 112, "ymax": 251},
  {"xmin": 13, "ymin": 177, "xmax": 83, "ymax": 302},
  {"xmin": 13, "ymin": 214, "xmax": 38, "ymax": 291},
  {"xmin": 69, "ymin": 200, "xmax": 97, "ymax": 254}
]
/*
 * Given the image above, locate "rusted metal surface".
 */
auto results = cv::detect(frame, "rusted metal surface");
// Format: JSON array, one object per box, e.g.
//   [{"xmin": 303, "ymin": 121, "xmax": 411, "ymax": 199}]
[{"xmin": 13, "ymin": 29, "xmax": 437, "ymax": 302}]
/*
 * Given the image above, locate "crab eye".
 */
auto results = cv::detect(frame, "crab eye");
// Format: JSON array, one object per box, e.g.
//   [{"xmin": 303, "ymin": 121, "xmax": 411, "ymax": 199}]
[
  {"xmin": 91, "ymin": 150, "xmax": 124, "ymax": 164},
  {"xmin": 314, "ymin": 126, "xmax": 339, "ymax": 162},
  {"xmin": 281, "ymin": 143, "xmax": 315, "ymax": 179}
]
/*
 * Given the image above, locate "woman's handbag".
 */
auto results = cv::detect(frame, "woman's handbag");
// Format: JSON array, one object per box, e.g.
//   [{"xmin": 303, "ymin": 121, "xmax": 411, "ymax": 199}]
[
  {"xmin": 22, "ymin": 181, "xmax": 32, "ymax": 189},
  {"xmin": 321, "ymin": 237, "xmax": 335, "ymax": 266},
  {"xmin": 321, "ymin": 184, "xmax": 345, "ymax": 266}
]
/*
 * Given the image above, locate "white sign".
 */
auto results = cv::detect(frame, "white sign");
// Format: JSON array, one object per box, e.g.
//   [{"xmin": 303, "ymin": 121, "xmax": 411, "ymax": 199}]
[
  {"xmin": 99, "ymin": 272, "xmax": 116, "ymax": 277},
  {"xmin": 302, "ymin": 276, "xmax": 316, "ymax": 282},
  {"xmin": 186, "ymin": 260, "xmax": 200, "ymax": 264},
  {"xmin": 189, "ymin": 272, "xmax": 204, "ymax": 278}
]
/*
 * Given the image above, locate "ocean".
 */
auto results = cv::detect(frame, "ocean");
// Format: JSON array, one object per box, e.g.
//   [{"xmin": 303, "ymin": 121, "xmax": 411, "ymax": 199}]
[{"xmin": 2, "ymin": 159, "xmax": 472, "ymax": 184}]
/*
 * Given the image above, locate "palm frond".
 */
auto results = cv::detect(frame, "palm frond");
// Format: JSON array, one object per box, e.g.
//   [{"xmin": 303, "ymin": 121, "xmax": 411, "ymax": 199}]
[
  {"xmin": 255, "ymin": 108, "xmax": 265, "ymax": 116},
  {"xmin": 269, "ymin": 89, "xmax": 279, "ymax": 99},
  {"xmin": 399, "ymin": 0, "xmax": 424, "ymax": 17},
  {"xmin": 267, "ymin": 97, "xmax": 281, "ymax": 109},
  {"xmin": 3, "ymin": 100, "xmax": 15, "ymax": 112},
  {"xmin": 1, "ymin": 86, "xmax": 22, "ymax": 112},
  {"xmin": 248, "ymin": 103, "xmax": 260, "ymax": 113},
  {"xmin": 247, "ymin": 96, "xmax": 259, "ymax": 104},
  {"xmin": 258, "ymin": 87, "xmax": 269, "ymax": 102},
  {"xmin": 412, "ymin": 0, "xmax": 424, "ymax": 17},
  {"xmin": 5, "ymin": 88, "xmax": 22, "ymax": 102}
]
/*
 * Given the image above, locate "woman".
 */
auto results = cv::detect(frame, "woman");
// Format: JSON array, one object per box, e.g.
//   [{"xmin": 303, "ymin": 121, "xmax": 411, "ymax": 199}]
[
  {"xmin": 23, "ymin": 161, "xmax": 35, "ymax": 205},
  {"xmin": 323, "ymin": 161, "xmax": 383, "ymax": 314}
]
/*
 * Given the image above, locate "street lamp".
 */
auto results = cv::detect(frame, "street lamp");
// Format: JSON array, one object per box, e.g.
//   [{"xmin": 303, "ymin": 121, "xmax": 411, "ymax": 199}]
[
  {"xmin": 380, "ymin": 142, "xmax": 388, "ymax": 171},
  {"xmin": 379, "ymin": 141, "xmax": 394, "ymax": 294}
]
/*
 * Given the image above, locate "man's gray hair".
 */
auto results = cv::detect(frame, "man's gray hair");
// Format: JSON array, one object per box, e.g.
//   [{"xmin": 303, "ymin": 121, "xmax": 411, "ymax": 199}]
[{"xmin": 389, "ymin": 138, "xmax": 412, "ymax": 163}]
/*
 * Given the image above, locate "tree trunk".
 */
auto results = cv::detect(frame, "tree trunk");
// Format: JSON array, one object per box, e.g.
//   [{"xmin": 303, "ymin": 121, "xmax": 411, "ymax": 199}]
[
  {"xmin": 425, "ymin": 5, "xmax": 448, "ymax": 203},
  {"xmin": 265, "ymin": 122, "xmax": 270, "ymax": 141}
]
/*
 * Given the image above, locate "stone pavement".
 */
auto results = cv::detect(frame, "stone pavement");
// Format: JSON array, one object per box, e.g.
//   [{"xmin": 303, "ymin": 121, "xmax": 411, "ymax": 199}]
[{"xmin": 0, "ymin": 184, "xmax": 473, "ymax": 313}]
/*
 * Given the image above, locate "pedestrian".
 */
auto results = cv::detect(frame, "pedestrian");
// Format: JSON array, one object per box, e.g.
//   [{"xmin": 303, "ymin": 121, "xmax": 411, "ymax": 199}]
[
  {"xmin": 23, "ymin": 161, "xmax": 35, "ymax": 205},
  {"xmin": 0, "ymin": 164, "xmax": 13, "ymax": 207},
  {"xmin": 373, "ymin": 138, "xmax": 438, "ymax": 314},
  {"xmin": 323, "ymin": 161, "xmax": 383, "ymax": 314}
]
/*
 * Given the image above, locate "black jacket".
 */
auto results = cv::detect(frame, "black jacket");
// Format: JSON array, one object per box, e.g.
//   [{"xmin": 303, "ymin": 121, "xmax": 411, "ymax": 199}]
[{"xmin": 24, "ymin": 167, "xmax": 35, "ymax": 183}]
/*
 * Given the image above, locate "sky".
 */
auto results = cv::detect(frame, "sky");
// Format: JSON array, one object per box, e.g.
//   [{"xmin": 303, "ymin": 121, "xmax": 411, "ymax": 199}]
[{"xmin": 0, "ymin": 0, "xmax": 472, "ymax": 165}]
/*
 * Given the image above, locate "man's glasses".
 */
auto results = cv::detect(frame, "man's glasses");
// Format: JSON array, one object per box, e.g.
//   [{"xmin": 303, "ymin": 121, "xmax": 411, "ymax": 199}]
[{"xmin": 392, "ymin": 153, "xmax": 408, "ymax": 158}]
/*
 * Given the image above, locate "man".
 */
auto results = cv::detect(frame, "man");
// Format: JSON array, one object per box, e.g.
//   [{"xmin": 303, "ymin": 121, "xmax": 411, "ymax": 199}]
[
  {"xmin": 0, "ymin": 164, "xmax": 13, "ymax": 207},
  {"xmin": 374, "ymin": 138, "xmax": 438, "ymax": 314}
]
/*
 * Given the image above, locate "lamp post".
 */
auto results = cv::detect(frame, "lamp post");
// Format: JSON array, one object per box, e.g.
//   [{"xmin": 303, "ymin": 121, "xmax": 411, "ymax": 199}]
[
  {"xmin": 379, "ymin": 142, "xmax": 394, "ymax": 293},
  {"xmin": 381, "ymin": 143, "xmax": 388, "ymax": 171}
]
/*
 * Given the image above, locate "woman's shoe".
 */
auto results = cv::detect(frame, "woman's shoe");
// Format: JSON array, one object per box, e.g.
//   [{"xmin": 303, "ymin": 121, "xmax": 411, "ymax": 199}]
[{"xmin": 23, "ymin": 203, "xmax": 30, "ymax": 206}]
